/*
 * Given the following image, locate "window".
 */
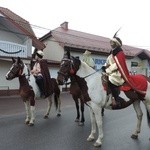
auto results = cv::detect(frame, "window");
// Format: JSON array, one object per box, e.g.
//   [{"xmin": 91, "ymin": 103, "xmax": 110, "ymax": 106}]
[{"xmin": 131, "ymin": 62, "xmax": 138, "ymax": 67}]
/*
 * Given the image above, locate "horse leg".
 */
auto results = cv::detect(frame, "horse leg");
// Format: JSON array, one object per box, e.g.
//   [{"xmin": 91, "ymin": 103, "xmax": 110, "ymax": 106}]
[
  {"xmin": 87, "ymin": 106, "xmax": 97, "ymax": 142},
  {"xmin": 53, "ymin": 92, "xmax": 61, "ymax": 117},
  {"xmin": 29, "ymin": 106, "xmax": 36, "ymax": 126},
  {"xmin": 142, "ymin": 100, "xmax": 150, "ymax": 126},
  {"xmin": 73, "ymin": 96, "xmax": 80, "ymax": 122},
  {"xmin": 78, "ymin": 99, "xmax": 85, "ymax": 126},
  {"xmin": 131, "ymin": 100, "xmax": 143, "ymax": 139},
  {"xmin": 87, "ymin": 109, "xmax": 96, "ymax": 142},
  {"xmin": 29, "ymin": 97, "xmax": 36, "ymax": 126},
  {"xmin": 24, "ymin": 101, "xmax": 31, "ymax": 125},
  {"xmin": 101, "ymin": 108, "xmax": 104, "ymax": 116},
  {"xmin": 91, "ymin": 103, "xmax": 103, "ymax": 147},
  {"xmin": 56, "ymin": 95, "xmax": 61, "ymax": 117},
  {"xmin": 44, "ymin": 95, "xmax": 52, "ymax": 119}
]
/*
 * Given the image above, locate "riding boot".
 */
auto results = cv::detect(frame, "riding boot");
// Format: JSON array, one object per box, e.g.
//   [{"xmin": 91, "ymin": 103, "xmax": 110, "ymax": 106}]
[
  {"xmin": 111, "ymin": 97, "xmax": 121, "ymax": 109},
  {"xmin": 115, "ymin": 97, "xmax": 123, "ymax": 108},
  {"xmin": 108, "ymin": 81, "xmax": 121, "ymax": 108}
]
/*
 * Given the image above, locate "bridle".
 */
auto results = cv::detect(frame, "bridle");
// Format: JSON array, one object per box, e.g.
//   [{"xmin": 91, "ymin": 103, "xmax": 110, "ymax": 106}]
[
  {"xmin": 7, "ymin": 62, "xmax": 30, "ymax": 79},
  {"xmin": 58, "ymin": 58, "xmax": 75, "ymax": 77},
  {"xmin": 7, "ymin": 63, "xmax": 24, "ymax": 78},
  {"xmin": 57, "ymin": 57, "xmax": 102, "ymax": 84}
]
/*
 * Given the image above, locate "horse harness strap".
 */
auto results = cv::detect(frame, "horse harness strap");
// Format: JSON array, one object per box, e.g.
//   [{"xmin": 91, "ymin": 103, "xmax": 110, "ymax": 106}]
[{"xmin": 83, "ymin": 68, "xmax": 102, "ymax": 79}]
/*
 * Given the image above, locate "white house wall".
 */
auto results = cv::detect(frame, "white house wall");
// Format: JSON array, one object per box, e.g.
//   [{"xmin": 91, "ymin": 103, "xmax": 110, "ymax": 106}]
[
  {"xmin": 49, "ymin": 67, "xmax": 59, "ymax": 78},
  {"xmin": 0, "ymin": 60, "xmax": 19, "ymax": 90},
  {"xmin": 64, "ymin": 51, "xmax": 149, "ymax": 76},
  {"xmin": 130, "ymin": 57, "xmax": 148, "ymax": 75},
  {"xmin": 43, "ymin": 37, "xmax": 64, "ymax": 61},
  {"xmin": 0, "ymin": 24, "xmax": 23, "ymax": 43},
  {"xmin": 25, "ymin": 37, "xmax": 32, "ymax": 57},
  {"xmin": 0, "ymin": 24, "xmax": 32, "ymax": 58}
]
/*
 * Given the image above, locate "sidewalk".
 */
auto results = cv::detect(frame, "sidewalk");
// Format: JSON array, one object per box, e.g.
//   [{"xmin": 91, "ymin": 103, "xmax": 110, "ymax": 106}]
[
  {"xmin": 0, "ymin": 94, "xmax": 21, "ymax": 99},
  {"xmin": 0, "ymin": 91, "xmax": 69, "ymax": 99}
]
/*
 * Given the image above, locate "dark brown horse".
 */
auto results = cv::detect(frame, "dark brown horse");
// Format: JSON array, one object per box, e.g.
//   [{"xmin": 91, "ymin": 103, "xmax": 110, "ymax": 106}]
[
  {"xmin": 6, "ymin": 57, "xmax": 61, "ymax": 126},
  {"xmin": 65, "ymin": 76, "xmax": 104, "ymax": 126},
  {"xmin": 57, "ymin": 51, "xmax": 150, "ymax": 147},
  {"xmin": 68, "ymin": 76, "xmax": 85, "ymax": 126}
]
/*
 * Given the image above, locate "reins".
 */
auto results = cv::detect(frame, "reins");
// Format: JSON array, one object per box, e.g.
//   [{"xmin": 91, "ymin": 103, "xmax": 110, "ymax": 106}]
[
  {"xmin": 65, "ymin": 68, "xmax": 102, "ymax": 85},
  {"xmin": 82, "ymin": 68, "xmax": 102, "ymax": 79}
]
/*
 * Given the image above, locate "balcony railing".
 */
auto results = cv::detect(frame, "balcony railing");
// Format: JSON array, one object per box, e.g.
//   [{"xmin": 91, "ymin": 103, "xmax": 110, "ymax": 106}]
[{"xmin": 0, "ymin": 40, "xmax": 27, "ymax": 58}]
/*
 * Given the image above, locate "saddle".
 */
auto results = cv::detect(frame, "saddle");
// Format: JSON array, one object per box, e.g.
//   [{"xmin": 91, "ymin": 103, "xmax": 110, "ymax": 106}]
[
  {"xmin": 101, "ymin": 73, "xmax": 146, "ymax": 109},
  {"xmin": 101, "ymin": 73, "xmax": 147, "ymax": 95}
]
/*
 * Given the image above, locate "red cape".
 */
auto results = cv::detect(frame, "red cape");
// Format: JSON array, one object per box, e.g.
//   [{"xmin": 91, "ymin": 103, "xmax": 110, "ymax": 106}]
[{"xmin": 113, "ymin": 50, "xmax": 147, "ymax": 95}]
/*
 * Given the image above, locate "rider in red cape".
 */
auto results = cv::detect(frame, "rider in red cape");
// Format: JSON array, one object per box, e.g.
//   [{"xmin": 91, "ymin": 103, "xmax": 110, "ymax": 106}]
[{"xmin": 102, "ymin": 34, "xmax": 147, "ymax": 107}]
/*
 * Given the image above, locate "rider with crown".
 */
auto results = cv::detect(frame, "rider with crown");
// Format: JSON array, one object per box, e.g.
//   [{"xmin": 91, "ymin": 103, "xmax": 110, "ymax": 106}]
[{"xmin": 102, "ymin": 32, "xmax": 147, "ymax": 108}]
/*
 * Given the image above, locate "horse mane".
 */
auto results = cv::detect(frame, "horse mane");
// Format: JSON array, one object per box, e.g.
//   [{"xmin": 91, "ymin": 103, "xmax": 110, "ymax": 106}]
[{"xmin": 20, "ymin": 61, "xmax": 30, "ymax": 78}]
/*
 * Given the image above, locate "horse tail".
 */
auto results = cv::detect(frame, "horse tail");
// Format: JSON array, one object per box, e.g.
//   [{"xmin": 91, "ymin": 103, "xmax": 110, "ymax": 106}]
[
  {"xmin": 54, "ymin": 93, "xmax": 58, "ymax": 110},
  {"xmin": 146, "ymin": 109, "xmax": 150, "ymax": 128},
  {"xmin": 51, "ymin": 78, "xmax": 60, "ymax": 110}
]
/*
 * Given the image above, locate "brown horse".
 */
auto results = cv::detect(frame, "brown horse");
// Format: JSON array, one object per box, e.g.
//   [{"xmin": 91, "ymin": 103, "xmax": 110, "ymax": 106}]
[
  {"xmin": 68, "ymin": 76, "xmax": 85, "ymax": 126},
  {"xmin": 6, "ymin": 57, "xmax": 61, "ymax": 126},
  {"xmin": 65, "ymin": 76, "xmax": 104, "ymax": 126},
  {"xmin": 57, "ymin": 50, "xmax": 150, "ymax": 147}
]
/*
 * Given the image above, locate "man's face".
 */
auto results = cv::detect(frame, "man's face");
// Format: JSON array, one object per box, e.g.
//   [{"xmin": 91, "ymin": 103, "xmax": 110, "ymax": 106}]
[{"xmin": 110, "ymin": 40, "xmax": 117, "ymax": 49}]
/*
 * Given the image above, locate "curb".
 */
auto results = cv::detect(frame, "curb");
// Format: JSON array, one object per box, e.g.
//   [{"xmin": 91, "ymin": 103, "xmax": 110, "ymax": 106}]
[{"xmin": 0, "ymin": 91, "xmax": 70, "ymax": 99}]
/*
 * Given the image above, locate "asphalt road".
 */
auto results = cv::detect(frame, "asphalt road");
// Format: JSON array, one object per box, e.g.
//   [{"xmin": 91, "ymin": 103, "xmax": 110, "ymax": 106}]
[{"xmin": 0, "ymin": 92, "xmax": 150, "ymax": 150}]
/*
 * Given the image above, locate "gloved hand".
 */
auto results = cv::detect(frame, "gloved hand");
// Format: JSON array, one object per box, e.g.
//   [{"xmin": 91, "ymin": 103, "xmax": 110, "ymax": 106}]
[{"xmin": 101, "ymin": 66, "xmax": 106, "ymax": 72}]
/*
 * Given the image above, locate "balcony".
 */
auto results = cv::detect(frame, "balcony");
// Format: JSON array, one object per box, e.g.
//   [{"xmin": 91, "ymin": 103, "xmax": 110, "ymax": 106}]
[{"xmin": 0, "ymin": 40, "xmax": 27, "ymax": 58}]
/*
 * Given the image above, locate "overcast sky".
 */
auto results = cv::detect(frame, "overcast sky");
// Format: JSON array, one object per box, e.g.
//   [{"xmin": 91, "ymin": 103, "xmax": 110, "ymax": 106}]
[{"xmin": 1, "ymin": 0, "xmax": 150, "ymax": 50}]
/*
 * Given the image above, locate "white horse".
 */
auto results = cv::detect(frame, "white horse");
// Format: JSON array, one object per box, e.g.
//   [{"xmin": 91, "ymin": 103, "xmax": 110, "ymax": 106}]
[
  {"xmin": 57, "ymin": 51, "xmax": 150, "ymax": 147},
  {"xmin": 6, "ymin": 57, "xmax": 61, "ymax": 126}
]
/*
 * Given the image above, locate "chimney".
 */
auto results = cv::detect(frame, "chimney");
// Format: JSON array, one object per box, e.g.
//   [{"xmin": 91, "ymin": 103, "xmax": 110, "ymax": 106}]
[{"xmin": 60, "ymin": 21, "xmax": 68, "ymax": 30}]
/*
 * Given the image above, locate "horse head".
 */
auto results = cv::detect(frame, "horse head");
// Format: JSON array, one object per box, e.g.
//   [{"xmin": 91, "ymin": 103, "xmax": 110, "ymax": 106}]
[
  {"xmin": 57, "ymin": 50, "xmax": 80, "ymax": 85},
  {"xmin": 6, "ymin": 57, "xmax": 26, "ymax": 80}
]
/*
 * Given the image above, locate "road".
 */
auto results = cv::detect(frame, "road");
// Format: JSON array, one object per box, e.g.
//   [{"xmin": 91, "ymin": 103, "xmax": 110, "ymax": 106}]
[{"xmin": 0, "ymin": 92, "xmax": 150, "ymax": 150}]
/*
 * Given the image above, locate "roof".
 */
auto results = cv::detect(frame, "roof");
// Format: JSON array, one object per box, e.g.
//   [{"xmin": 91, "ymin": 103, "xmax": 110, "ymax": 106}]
[
  {"xmin": 0, "ymin": 7, "xmax": 45, "ymax": 50},
  {"xmin": 40, "ymin": 22, "xmax": 150, "ymax": 59}
]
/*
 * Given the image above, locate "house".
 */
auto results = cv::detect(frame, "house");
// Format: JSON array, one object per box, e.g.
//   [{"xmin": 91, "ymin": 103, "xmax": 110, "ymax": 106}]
[
  {"xmin": 0, "ymin": 7, "xmax": 45, "ymax": 96},
  {"xmin": 37, "ymin": 21, "xmax": 150, "ymax": 79},
  {"xmin": 1, "ymin": 11, "xmax": 150, "ymax": 96}
]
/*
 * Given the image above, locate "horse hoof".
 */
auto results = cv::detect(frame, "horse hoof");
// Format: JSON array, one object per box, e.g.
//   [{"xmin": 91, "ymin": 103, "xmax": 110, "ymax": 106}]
[
  {"xmin": 87, "ymin": 137, "xmax": 95, "ymax": 142},
  {"xmin": 78, "ymin": 122, "xmax": 84, "ymax": 126},
  {"xmin": 93, "ymin": 142, "xmax": 102, "ymax": 147},
  {"xmin": 57, "ymin": 113, "xmax": 61, "ymax": 117},
  {"xmin": 131, "ymin": 134, "xmax": 138, "ymax": 139},
  {"xmin": 25, "ymin": 121, "xmax": 30, "ymax": 125},
  {"xmin": 44, "ymin": 115, "xmax": 49, "ymax": 119},
  {"xmin": 29, "ymin": 123, "xmax": 34, "ymax": 126},
  {"xmin": 75, "ymin": 119, "xmax": 79, "ymax": 122}
]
